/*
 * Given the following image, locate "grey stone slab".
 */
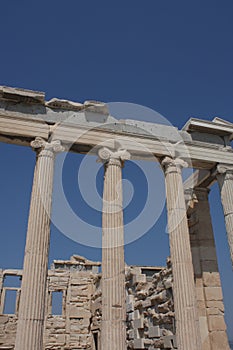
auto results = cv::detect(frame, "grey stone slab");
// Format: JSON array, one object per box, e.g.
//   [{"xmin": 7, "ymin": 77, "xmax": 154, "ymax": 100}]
[
  {"xmin": 133, "ymin": 338, "xmax": 145, "ymax": 349},
  {"xmin": 133, "ymin": 318, "xmax": 144, "ymax": 329},
  {"xmin": 148, "ymin": 326, "xmax": 160, "ymax": 338}
]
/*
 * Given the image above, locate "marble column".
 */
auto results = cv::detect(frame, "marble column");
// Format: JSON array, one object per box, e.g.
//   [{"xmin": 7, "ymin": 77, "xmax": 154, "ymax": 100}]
[
  {"xmin": 216, "ymin": 164, "xmax": 233, "ymax": 266},
  {"xmin": 15, "ymin": 137, "xmax": 65, "ymax": 350},
  {"xmin": 98, "ymin": 147, "xmax": 130, "ymax": 350},
  {"xmin": 161, "ymin": 157, "xmax": 201, "ymax": 350}
]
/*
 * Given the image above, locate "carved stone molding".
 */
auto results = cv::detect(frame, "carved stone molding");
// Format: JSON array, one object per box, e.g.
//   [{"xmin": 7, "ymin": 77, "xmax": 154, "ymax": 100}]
[{"xmin": 98, "ymin": 146, "xmax": 130, "ymax": 167}]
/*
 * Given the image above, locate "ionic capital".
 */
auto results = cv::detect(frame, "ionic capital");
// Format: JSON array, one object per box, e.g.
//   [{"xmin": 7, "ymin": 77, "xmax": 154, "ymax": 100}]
[
  {"xmin": 161, "ymin": 156, "xmax": 188, "ymax": 174},
  {"xmin": 216, "ymin": 163, "xmax": 233, "ymax": 177},
  {"xmin": 98, "ymin": 147, "xmax": 130, "ymax": 167},
  {"xmin": 31, "ymin": 137, "xmax": 65, "ymax": 157}
]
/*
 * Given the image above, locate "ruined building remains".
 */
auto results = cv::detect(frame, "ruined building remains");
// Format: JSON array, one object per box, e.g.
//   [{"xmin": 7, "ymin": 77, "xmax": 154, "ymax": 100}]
[
  {"xmin": 0, "ymin": 86, "xmax": 232, "ymax": 350},
  {"xmin": 1, "ymin": 255, "xmax": 176, "ymax": 349}
]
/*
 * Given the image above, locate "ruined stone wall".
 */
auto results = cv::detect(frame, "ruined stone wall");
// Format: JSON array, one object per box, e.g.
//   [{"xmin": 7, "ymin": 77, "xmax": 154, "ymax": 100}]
[
  {"xmin": 91, "ymin": 259, "xmax": 176, "ymax": 350},
  {"xmin": 44, "ymin": 255, "xmax": 100, "ymax": 350},
  {"xmin": 0, "ymin": 256, "xmax": 176, "ymax": 350},
  {"xmin": 125, "ymin": 259, "xmax": 176, "ymax": 350},
  {"xmin": 0, "ymin": 252, "xmax": 230, "ymax": 350},
  {"xmin": 0, "ymin": 256, "xmax": 100, "ymax": 350}
]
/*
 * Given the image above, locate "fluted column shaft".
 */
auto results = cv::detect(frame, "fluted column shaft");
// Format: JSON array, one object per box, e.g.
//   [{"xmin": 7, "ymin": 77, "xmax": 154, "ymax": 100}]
[
  {"xmin": 162, "ymin": 157, "xmax": 201, "ymax": 350},
  {"xmin": 99, "ymin": 147, "xmax": 130, "ymax": 350},
  {"xmin": 216, "ymin": 164, "xmax": 233, "ymax": 266},
  {"xmin": 15, "ymin": 137, "xmax": 64, "ymax": 350}
]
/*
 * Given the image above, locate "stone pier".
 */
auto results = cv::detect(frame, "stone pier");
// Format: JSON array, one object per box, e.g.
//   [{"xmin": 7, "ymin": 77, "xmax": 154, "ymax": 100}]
[
  {"xmin": 98, "ymin": 147, "xmax": 130, "ymax": 350},
  {"xmin": 216, "ymin": 164, "xmax": 233, "ymax": 267},
  {"xmin": 186, "ymin": 187, "xmax": 230, "ymax": 350},
  {"xmin": 15, "ymin": 138, "xmax": 64, "ymax": 350},
  {"xmin": 162, "ymin": 157, "xmax": 201, "ymax": 350}
]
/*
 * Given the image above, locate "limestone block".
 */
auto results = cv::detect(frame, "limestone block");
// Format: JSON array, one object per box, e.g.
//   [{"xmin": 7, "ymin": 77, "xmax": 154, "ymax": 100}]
[
  {"xmin": 70, "ymin": 277, "xmax": 83, "ymax": 284},
  {"xmin": 201, "ymin": 260, "xmax": 218, "ymax": 273},
  {"xmin": 127, "ymin": 312, "xmax": 134, "ymax": 321},
  {"xmin": 196, "ymin": 287, "xmax": 205, "ymax": 301},
  {"xmin": 72, "ymin": 317, "xmax": 90, "ymax": 327},
  {"xmin": 199, "ymin": 246, "xmax": 217, "ymax": 261},
  {"xmin": 126, "ymin": 302, "xmax": 134, "ymax": 313},
  {"xmin": 134, "ymin": 310, "xmax": 140, "ymax": 319},
  {"xmin": 191, "ymin": 247, "xmax": 202, "ymax": 275},
  {"xmin": 49, "ymin": 276, "xmax": 69, "ymax": 284},
  {"xmin": 0, "ymin": 85, "xmax": 45, "ymax": 103},
  {"xmin": 48, "ymin": 333, "xmax": 66, "ymax": 343},
  {"xmin": 71, "ymin": 287, "xmax": 88, "ymax": 297},
  {"xmin": 92, "ymin": 266, "xmax": 99, "ymax": 273},
  {"xmin": 206, "ymin": 300, "xmax": 224, "ymax": 311},
  {"xmin": 128, "ymin": 329, "xmax": 134, "ymax": 339},
  {"xmin": 154, "ymin": 290, "xmax": 167, "ymax": 303},
  {"xmin": 5, "ymin": 323, "xmax": 17, "ymax": 332},
  {"xmin": 164, "ymin": 278, "xmax": 172, "ymax": 289},
  {"xmin": 142, "ymin": 299, "xmax": 151, "ymax": 309},
  {"xmin": 208, "ymin": 315, "xmax": 226, "ymax": 331},
  {"xmin": 70, "ymin": 277, "xmax": 91, "ymax": 285},
  {"xmin": 203, "ymin": 272, "xmax": 221, "ymax": 287},
  {"xmin": 197, "ymin": 300, "xmax": 207, "ymax": 317},
  {"xmin": 69, "ymin": 306, "xmax": 91, "ymax": 319},
  {"xmin": 134, "ymin": 338, "xmax": 145, "ymax": 349},
  {"xmin": 133, "ymin": 318, "xmax": 144, "ymax": 329},
  {"xmin": 209, "ymin": 331, "xmax": 230, "ymax": 350},
  {"xmin": 126, "ymin": 295, "xmax": 134, "ymax": 304},
  {"xmin": 134, "ymin": 328, "xmax": 140, "ymax": 339},
  {"xmin": 134, "ymin": 300, "xmax": 143, "ymax": 309},
  {"xmin": 206, "ymin": 307, "xmax": 223, "ymax": 316},
  {"xmin": 0, "ymin": 316, "xmax": 9, "ymax": 324},
  {"xmin": 48, "ymin": 270, "xmax": 70, "ymax": 276},
  {"xmin": 91, "ymin": 297, "xmax": 101, "ymax": 312},
  {"xmin": 148, "ymin": 326, "xmax": 160, "ymax": 338},
  {"xmin": 69, "ymin": 333, "xmax": 91, "ymax": 343},
  {"xmin": 130, "ymin": 266, "xmax": 143, "ymax": 275},
  {"xmin": 195, "ymin": 277, "xmax": 204, "ymax": 287},
  {"xmin": 133, "ymin": 274, "xmax": 146, "ymax": 285},
  {"xmin": 204, "ymin": 287, "xmax": 223, "ymax": 301},
  {"xmin": 163, "ymin": 335, "xmax": 177, "ymax": 348},
  {"xmin": 51, "ymin": 319, "xmax": 66, "ymax": 329},
  {"xmin": 198, "ymin": 316, "xmax": 209, "ymax": 348},
  {"xmin": 70, "ymin": 323, "xmax": 88, "ymax": 334},
  {"xmin": 201, "ymin": 339, "xmax": 211, "ymax": 350},
  {"xmin": 158, "ymin": 300, "xmax": 172, "ymax": 313}
]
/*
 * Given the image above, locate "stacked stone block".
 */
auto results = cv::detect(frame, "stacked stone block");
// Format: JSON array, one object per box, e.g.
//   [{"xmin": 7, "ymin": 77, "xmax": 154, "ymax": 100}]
[{"xmin": 125, "ymin": 260, "xmax": 176, "ymax": 350}]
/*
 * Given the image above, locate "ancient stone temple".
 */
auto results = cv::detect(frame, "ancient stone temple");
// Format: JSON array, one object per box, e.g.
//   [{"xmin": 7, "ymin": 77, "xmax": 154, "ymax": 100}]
[{"xmin": 0, "ymin": 86, "xmax": 232, "ymax": 350}]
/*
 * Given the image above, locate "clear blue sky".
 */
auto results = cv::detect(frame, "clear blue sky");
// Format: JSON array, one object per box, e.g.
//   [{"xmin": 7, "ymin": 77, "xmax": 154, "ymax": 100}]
[{"xmin": 0, "ymin": 0, "xmax": 232, "ymax": 340}]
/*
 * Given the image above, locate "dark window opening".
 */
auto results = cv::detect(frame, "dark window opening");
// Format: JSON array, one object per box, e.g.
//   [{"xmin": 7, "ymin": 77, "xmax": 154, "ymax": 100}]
[
  {"xmin": 51, "ymin": 291, "xmax": 63, "ymax": 315},
  {"xmin": 3, "ymin": 289, "xmax": 17, "ymax": 314},
  {"xmin": 93, "ymin": 332, "xmax": 98, "ymax": 350}
]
